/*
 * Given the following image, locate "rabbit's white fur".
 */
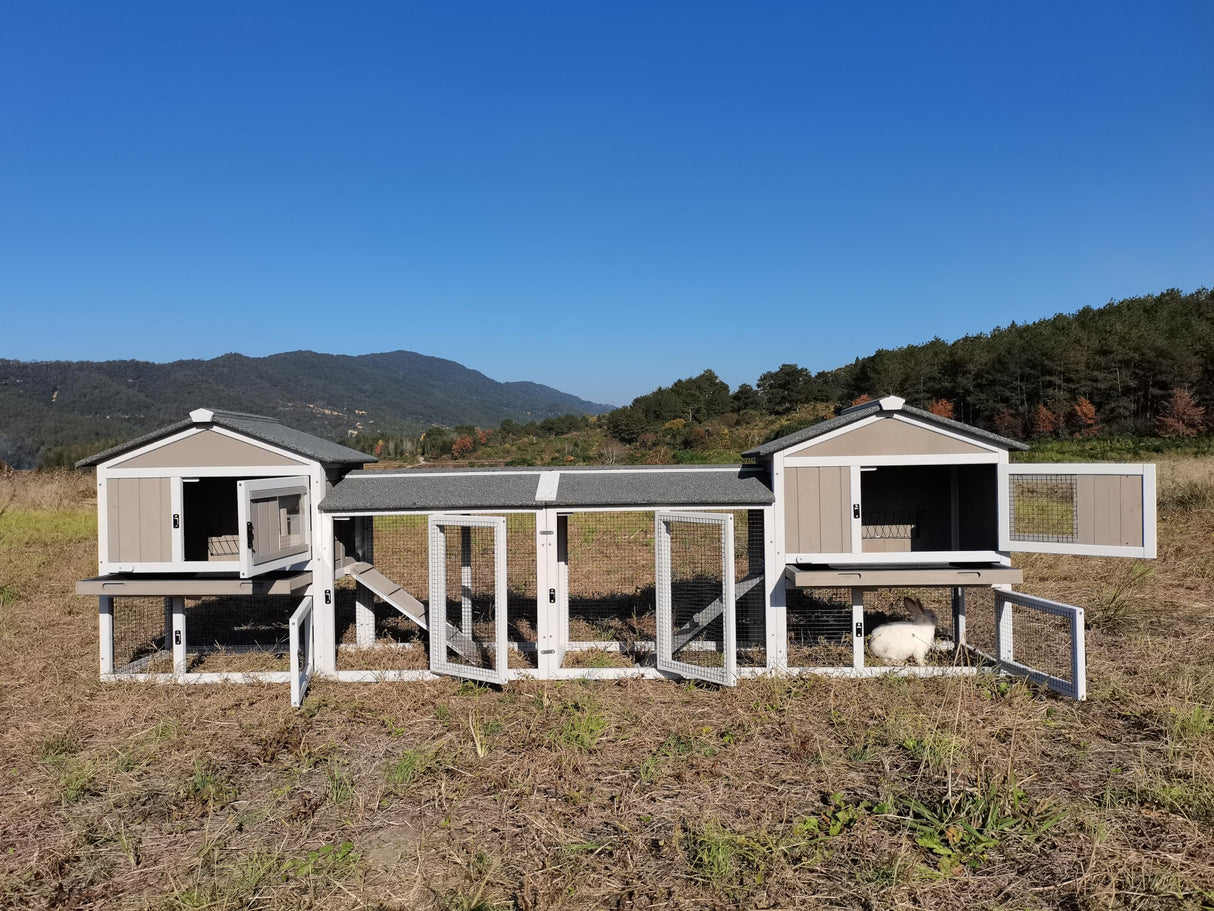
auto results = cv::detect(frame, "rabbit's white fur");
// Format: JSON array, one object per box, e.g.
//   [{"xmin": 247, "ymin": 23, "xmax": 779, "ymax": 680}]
[{"xmin": 868, "ymin": 597, "xmax": 939, "ymax": 666}]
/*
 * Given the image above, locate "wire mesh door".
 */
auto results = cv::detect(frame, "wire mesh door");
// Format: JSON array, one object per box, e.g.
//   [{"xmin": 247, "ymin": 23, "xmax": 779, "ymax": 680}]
[
  {"xmin": 655, "ymin": 511, "xmax": 736, "ymax": 686},
  {"xmin": 289, "ymin": 596, "xmax": 314, "ymax": 707},
  {"xmin": 969, "ymin": 589, "xmax": 1087, "ymax": 700},
  {"xmin": 428, "ymin": 515, "xmax": 508, "ymax": 685}
]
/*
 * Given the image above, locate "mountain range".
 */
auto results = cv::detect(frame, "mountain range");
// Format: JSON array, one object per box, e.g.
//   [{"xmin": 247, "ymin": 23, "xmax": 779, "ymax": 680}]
[{"xmin": 0, "ymin": 349, "xmax": 613, "ymax": 468}]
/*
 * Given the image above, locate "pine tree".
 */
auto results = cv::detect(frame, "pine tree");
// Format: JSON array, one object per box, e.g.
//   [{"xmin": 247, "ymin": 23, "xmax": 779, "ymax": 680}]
[{"xmin": 1156, "ymin": 388, "xmax": 1207, "ymax": 437}]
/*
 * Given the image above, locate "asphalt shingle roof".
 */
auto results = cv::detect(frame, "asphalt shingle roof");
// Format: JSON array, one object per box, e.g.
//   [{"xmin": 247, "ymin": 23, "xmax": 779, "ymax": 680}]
[
  {"xmin": 319, "ymin": 465, "xmax": 774, "ymax": 513},
  {"xmin": 77, "ymin": 409, "xmax": 375, "ymax": 467},
  {"xmin": 742, "ymin": 400, "xmax": 1028, "ymax": 458}
]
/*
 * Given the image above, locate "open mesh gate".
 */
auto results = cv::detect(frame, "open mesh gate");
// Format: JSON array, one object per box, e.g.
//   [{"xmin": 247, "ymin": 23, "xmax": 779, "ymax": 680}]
[
  {"xmin": 428, "ymin": 515, "xmax": 508, "ymax": 685},
  {"xmin": 289, "ymin": 596, "xmax": 314, "ymax": 707},
  {"xmin": 655, "ymin": 511, "xmax": 736, "ymax": 686},
  {"xmin": 965, "ymin": 589, "xmax": 1086, "ymax": 700}
]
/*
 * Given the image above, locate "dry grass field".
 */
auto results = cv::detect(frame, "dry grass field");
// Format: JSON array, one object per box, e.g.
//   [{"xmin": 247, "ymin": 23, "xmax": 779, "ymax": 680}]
[{"xmin": 0, "ymin": 462, "xmax": 1212, "ymax": 910}]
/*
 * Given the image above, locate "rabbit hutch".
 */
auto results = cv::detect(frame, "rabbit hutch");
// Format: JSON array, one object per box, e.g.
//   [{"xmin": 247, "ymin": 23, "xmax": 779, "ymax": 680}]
[{"xmin": 78, "ymin": 399, "xmax": 1156, "ymax": 704}]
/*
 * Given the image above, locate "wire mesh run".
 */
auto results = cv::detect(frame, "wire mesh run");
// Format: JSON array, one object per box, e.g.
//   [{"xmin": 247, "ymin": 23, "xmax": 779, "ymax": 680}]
[
  {"xmin": 559, "ymin": 509, "xmax": 765, "ymax": 670},
  {"xmin": 966, "ymin": 590, "xmax": 1084, "ymax": 698},
  {"xmin": 862, "ymin": 588, "xmax": 960, "ymax": 669},
  {"xmin": 660, "ymin": 514, "xmax": 731, "ymax": 677},
  {"xmin": 562, "ymin": 511, "xmax": 657, "ymax": 668},
  {"xmin": 429, "ymin": 519, "xmax": 504, "ymax": 680},
  {"xmin": 786, "ymin": 588, "xmax": 853, "ymax": 668},
  {"xmin": 1009, "ymin": 474, "xmax": 1079, "ymax": 542},
  {"xmin": 111, "ymin": 597, "xmax": 170, "ymax": 675},
  {"xmin": 182, "ymin": 596, "xmax": 295, "ymax": 672}
]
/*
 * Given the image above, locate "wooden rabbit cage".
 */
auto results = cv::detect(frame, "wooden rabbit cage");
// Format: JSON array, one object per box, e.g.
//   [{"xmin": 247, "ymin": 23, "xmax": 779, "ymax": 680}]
[{"xmin": 78, "ymin": 399, "xmax": 1155, "ymax": 703}]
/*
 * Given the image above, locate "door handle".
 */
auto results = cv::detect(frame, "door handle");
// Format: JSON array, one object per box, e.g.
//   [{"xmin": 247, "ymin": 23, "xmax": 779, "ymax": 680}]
[{"xmin": 246, "ymin": 521, "xmax": 255, "ymax": 552}]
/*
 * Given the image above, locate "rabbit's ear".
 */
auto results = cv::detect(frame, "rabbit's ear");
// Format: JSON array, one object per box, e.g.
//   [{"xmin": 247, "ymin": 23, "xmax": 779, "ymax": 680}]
[{"xmin": 903, "ymin": 596, "xmax": 921, "ymax": 616}]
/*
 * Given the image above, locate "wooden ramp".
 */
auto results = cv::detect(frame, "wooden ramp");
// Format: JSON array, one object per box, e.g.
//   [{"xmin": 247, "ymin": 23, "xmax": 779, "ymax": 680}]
[
  {"xmin": 671, "ymin": 574, "xmax": 763, "ymax": 654},
  {"xmin": 349, "ymin": 562, "xmax": 474, "ymax": 660}
]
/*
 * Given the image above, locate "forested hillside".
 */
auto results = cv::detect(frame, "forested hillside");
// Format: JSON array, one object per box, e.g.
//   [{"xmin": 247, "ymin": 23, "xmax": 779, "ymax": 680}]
[
  {"xmin": 0, "ymin": 350, "xmax": 611, "ymax": 468},
  {"xmin": 396, "ymin": 288, "xmax": 1212, "ymax": 468}
]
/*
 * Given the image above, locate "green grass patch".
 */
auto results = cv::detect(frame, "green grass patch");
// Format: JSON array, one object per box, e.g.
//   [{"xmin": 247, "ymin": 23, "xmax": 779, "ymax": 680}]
[{"xmin": 0, "ymin": 509, "xmax": 96, "ymax": 546}]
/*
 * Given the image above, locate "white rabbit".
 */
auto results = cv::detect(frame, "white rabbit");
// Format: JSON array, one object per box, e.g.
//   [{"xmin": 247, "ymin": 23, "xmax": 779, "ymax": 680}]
[{"xmin": 868, "ymin": 597, "xmax": 939, "ymax": 666}]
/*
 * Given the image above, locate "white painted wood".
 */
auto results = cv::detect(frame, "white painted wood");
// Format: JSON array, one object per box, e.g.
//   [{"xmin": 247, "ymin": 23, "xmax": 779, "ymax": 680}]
[
  {"xmin": 170, "ymin": 478, "xmax": 185, "ymax": 563},
  {"xmin": 849, "ymin": 464, "xmax": 862, "ymax": 553},
  {"xmin": 535, "ymin": 508, "xmax": 561, "ymax": 677},
  {"xmin": 99, "ymin": 597, "xmax": 114, "ymax": 676},
  {"xmin": 851, "ymin": 589, "xmax": 865, "ymax": 670},
  {"xmin": 786, "ymin": 550, "xmax": 1009, "ymax": 565},
  {"xmin": 534, "ymin": 472, "xmax": 561, "ymax": 502},
  {"xmin": 783, "ymin": 453, "xmax": 1001, "ymax": 467},
  {"xmin": 310, "ymin": 466, "xmax": 337, "ymax": 675},
  {"xmin": 236, "ymin": 475, "xmax": 311, "ymax": 577},
  {"xmin": 105, "ymin": 466, "xmax": 314, "ymax": 479},
  {"xmin": 998, "ymin": 462, "xmax": 1156, "ymax": 558},
  {"xmin": 289, "ymin": 596, "xmax": 314, "ymax": 708},
  {"xmin": 101, "ymin": 559, "xmax": 241, "ymax": 574},
  {"xmin": 171, "ymin": 597, "xmax": 187, "ymax": 678}
]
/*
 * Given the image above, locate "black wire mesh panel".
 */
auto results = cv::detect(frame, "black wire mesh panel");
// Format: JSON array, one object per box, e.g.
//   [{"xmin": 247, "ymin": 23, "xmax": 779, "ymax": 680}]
[
  {"xmin": 862, "ymin": 588, "xmax": 958, "ymax": 668},
  {"xmin": 562, "ymin": 511, "xmax": 657, "ymax": 668},
  {"xmin": 183, "ymin": 596, "xmax": 295, "ymax": 672},
  {"xmin": 111, "ymin": 597, "xmax": 170, "ymax": 675},
  {"xmin": 494, "ymin": 513, "xmax": 538, "ymax": 669},
  {"xmin": 966, "ymin": 589, "xmax": 1082, "ymax": 697},
  {"xmin": 429, "ymin": 517, "xmax": 506, "ymax": 684},
  {"xmin": 334, "ymin": 578, "xmax": 429, "ymax": 671},
  {"xmin": 735, "ymin": 509, "xmax": 767, "ymax": 668},
  {"xmin": 786, "ymin": 587, "xmax": 853, "ymax": 668},
  {"xmin": 371, "ymin": 515, "xmax": 430, "ymax": 602},
  {"xmin": 656, "ymin": 512, "xmax": 734, "ymax": 685},
  {"xmin": 1009, "ymin": 474, "xmax": 1079, "ymax": 543}
]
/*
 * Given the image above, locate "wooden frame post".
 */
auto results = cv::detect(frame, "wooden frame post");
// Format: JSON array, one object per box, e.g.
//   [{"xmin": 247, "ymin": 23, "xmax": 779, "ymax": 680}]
[
  {"xmin": 993, "ymin": 584, "xmax": 1013, "ymax": 665},
  {"xmin": 851, "ymin": 588, "xmax": 865, "ymax": 670},
  {"xmin": 99, "ymin": 597, "xmax": 114, "ymax": 677},
  {"xmin": 171, "ymin": 596, "xmax": 187, "ymax": 677}
]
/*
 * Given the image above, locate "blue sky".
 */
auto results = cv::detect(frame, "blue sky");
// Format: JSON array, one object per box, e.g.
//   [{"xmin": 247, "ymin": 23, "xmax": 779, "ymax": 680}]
[{"xmin": 1, "ymin": 2, "xmax": 1210, "ymax": 407}]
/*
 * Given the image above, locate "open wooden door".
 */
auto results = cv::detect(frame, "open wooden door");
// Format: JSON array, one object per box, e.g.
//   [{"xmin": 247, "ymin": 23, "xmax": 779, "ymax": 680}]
[
  {"xmin": 999, "ymin": 463, "xmax": 1156, "ymax": 558},
  {"xmin": 428, "ymin": 515, "xmax": 508, "ymax": 685},
  {"xmin": 655, "ymin": 511, "xmax": 737, "ymax": 686},
  {"xmin": 237, "ymin": 476, "xmax": 312, "ymax": 578}
]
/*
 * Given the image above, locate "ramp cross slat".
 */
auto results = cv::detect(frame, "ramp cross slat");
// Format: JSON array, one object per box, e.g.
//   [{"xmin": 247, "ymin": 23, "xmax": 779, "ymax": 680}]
[
  {"xmin": 670, "ymin": 573, "xmax": 762, "ymax": 654},
  {"xmin": 351, "ymin": 562, "xmax": 476, "ymax": 661}
]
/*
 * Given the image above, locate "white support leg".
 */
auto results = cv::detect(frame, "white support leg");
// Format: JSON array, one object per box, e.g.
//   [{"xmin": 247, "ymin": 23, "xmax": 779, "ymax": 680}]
[
  {"xmin": 171, "ymin": 596, "xmax": 187, "ymax": 678},
  {"xmin": 851, "ymin": 588, "xmax": 865, "ymax": 670},
  {"xmin": 535, "ymin": 509, "xmax": 560, "ymax": 677},
  {"xmin": 99, "ymin": 597, "xmax": 114, "ymax": 677},
  {"xmin": 313, "ymin": 509, "xmax": 338, "ymax": 675},
  {"xmin": 764, "ymin": 505, "xmax": 786, "ymax": 671},
  {"xmin": 994, "ymin": 584, "xmax": 1014, "ymax": 665}
]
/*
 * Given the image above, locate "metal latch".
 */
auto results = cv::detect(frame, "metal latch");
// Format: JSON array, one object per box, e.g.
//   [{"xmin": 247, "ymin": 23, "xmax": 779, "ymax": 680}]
[
  {"xmin": 855, "ymin": 622, "xmax": 864, "ymax": 637},
  {"xmin": 853, "ymin": 504, "xmax": 861, "ymax": 519},
  {"xmin": 174, "ymin": 630, "xmax": 182, "ymax": 645},
  {"xmin": 548, "ymin": 588, "xmax": 556, "ymax": 604},
  {"xmin": 325, "ymin": 590, "xmax": 332, "ymax": 605},
  {"xmin": 246, "ymin": 521, "xmax": 255, "ymax": 552},
  {"xmin": 172, "ymin": 513, "xmax": 180, "ymax": 529}
]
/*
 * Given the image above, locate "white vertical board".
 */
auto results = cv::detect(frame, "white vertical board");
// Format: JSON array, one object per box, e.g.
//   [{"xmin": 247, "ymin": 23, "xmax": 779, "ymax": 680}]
[
  {"xmin": 428, "ymin": 515, "xmax": 508, "ymax": 686},
  {"xmin": 289, "ymin": 596, "xmax": 315, "ymax": 708},
  {"xmin": 655, "ymin": 511, "xmax": 737, "ymax": 686},
  {"xmin": 236, "ymin": 475, "xmax": 312, "ymax": 577}
]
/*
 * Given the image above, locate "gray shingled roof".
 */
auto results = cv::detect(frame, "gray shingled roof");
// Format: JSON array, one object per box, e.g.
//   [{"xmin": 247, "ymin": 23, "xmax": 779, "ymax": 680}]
[
  {"xmin": 320, "ymin": 465, "xmax": 774, "ymax": 513},
  {"xmin": 77, "ymin": 409, "xmax": 376, "ymax": 467},
  {"xmin": 742, "ymin": 400, "xmax": 1028, "ymax": 458}
]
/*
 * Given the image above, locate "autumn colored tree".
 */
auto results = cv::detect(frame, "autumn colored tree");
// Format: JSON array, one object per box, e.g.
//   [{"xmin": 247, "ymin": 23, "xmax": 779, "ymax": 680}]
[
  {"xmin": 927, "ymin": 398, "xmax": 955, "ymax": 419},
  {"xmin": 851, "ymin": 393, "xmax": 874, "ymax": 406},
  {"xmin": 373, "ymin": 439, "xmax": 385, "ymax": 457},
  {"xmin": 1156, "ymin": 388, "xmax": 1207, "ymax": 437},
  {"xmin": 451, "ymin": 435, "xmax": 474, "ymax": 459},
  {"xmin": 1072, "ymin": 397, "xmax": 1100, "ymax": 436},
  {"xmin": 1032, "ymin": 404, "xmax": 1059, "ymax": 438},
  {"xmin": 993, "ymin": 409, "xmax": 1022, "ymax": 439}
]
